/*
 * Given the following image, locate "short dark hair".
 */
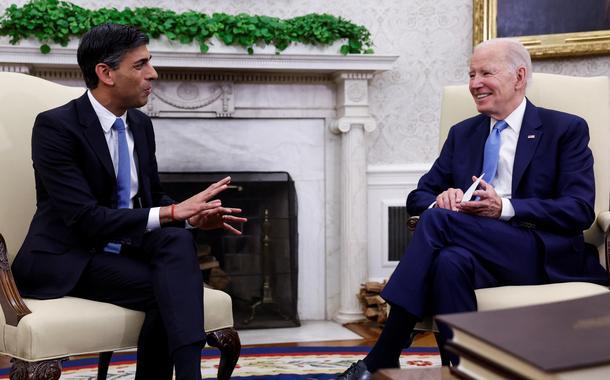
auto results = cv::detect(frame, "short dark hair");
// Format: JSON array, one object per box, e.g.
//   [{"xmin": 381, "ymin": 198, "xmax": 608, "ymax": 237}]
[{"xmin": 77, "ymin": 24, "xmax": 149, "ymax": 89}]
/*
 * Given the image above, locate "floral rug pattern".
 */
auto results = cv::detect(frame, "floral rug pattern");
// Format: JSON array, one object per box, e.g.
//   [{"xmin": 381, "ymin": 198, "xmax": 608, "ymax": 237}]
[{"xmin": 0, "ymin": 346, "xmax": 440, "ymax": 379}]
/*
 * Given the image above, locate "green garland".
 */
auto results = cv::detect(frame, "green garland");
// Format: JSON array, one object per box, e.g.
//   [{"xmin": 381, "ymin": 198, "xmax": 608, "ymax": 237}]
[{"xmin": 0, "ymin": 0, "xmax": 374, "ymax": 55}]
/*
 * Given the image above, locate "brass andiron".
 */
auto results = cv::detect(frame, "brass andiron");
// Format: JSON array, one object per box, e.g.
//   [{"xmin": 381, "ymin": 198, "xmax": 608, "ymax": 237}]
[
  {"xmin": 261, "ymin": 209, "xmax": 273, "ymax": 304},
  {"xmin": 243, "ymin": 208, "xmax": 290, "ymax": 324}
]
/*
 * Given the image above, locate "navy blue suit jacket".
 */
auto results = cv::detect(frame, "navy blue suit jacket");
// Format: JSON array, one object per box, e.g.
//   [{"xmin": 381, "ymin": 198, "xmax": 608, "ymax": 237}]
[
  {"xmin": 13, "ymin": 93, "xmax": 175, "ymax": 298},
  {"xmin": 407, "ymin": 99, "xmax": 606, "ymax": 284}
]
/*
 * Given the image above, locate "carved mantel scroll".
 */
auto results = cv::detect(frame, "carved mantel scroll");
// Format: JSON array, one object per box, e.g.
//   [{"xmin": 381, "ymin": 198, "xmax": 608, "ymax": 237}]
[{"xmin": 146, "ymin": 81, "xmax": 235, "ymax": 118}]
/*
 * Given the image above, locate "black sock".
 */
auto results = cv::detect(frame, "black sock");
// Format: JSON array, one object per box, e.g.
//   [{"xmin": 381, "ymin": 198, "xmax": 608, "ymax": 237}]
[
  {"xmin": 363, "ymin": 304, "xmax": 417, "ymax": 372},
  {"xmin": 173, "ymin": 342, "xmax": 203, "ymax": 380}
]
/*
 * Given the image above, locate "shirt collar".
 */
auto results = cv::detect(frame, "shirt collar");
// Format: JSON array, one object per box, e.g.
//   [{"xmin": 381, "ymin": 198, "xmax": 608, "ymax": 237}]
[
  {"xmin": 491, "ymin": 97, "xmax": 526, "ymax": 134},
  {"xmin": 87, "ymin": 90, "xmax": 127, "ymax": 133}
]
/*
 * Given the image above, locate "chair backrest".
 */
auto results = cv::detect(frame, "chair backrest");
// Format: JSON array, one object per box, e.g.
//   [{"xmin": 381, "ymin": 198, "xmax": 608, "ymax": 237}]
[
  {"xmin": 0, "ymin": 72, "xmax": 84, "ymax": 262},
  {"xmin": 439, "ymin": 73, "xmax": 610, "ymax": 261}
]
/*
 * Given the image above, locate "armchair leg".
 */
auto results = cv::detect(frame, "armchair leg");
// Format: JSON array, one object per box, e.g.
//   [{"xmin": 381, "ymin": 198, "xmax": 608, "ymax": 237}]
[
  {"xmin": 206, "ymin": 327, "xmax": 241, "ymax": 380},
  {"xmin": 97, "ymin": 351, "xmax": 113, "ymax": 380},
  {"xmin": 9, "ymin": 358, "xmax": 64, "ymax": 380}
]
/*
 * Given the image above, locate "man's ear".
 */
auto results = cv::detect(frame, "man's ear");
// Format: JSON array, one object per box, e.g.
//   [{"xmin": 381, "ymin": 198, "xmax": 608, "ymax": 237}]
[
  {"xmin": 95, "ymin": 63, "xmax": 114, "ymax": 87},
  {"xmin": 514, "ymin": 66, "xmax": 527, "ymax": 91}
]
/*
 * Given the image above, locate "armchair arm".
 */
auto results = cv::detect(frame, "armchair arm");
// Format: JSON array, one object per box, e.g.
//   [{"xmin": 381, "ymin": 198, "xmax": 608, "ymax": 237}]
[
  {"xmin": 0, "ymin": 234, "xmax": 31, "ymax": 326},
  {"xmin": 598, "ymin": 211, "xmax": 610, "ymax": 237}
]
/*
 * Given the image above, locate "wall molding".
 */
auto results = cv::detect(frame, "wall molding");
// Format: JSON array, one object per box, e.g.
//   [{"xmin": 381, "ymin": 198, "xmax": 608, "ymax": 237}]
[{"xmin": 367, "ymin": 163, "xmax": 431, "ymax": 186}]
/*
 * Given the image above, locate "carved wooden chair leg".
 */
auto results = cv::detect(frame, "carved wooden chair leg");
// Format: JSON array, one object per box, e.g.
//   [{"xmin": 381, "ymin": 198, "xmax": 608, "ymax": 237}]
[
  {"xmin": 97, "ymin": 351, "xmax": 113, "ymax": 380},
  {"xmin": 206, "ymin": 327, "xmax": 241, "ymax": 380},
  {"xmin": 9, "ymin": 358, "xmax": 65, "ymax": 380}
]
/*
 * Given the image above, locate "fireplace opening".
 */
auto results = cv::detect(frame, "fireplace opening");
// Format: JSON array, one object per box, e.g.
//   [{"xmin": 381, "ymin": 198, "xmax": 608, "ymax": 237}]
[{"xmin": 159, "ymin": 171, "xmax": 300, "ymax": 329}]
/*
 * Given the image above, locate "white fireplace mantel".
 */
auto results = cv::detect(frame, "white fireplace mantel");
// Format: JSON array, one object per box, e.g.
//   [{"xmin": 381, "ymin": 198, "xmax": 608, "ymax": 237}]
[
  {"xmin": 0, "ymin": 38, "xmax": 399, "ymax": 323},
  {"xmin": 0, "ymin": 38, "xmax": 397, "ymax": 73}
]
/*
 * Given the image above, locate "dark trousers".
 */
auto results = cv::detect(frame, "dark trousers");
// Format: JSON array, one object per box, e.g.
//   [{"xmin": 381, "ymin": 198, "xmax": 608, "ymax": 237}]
[
  {"xmin": 70, "ymin": 227, "xmax": 205, "ymax": 380},
  {"xmin": 381, "ymin": 208, "xmax": 547, "ymax": 348}
]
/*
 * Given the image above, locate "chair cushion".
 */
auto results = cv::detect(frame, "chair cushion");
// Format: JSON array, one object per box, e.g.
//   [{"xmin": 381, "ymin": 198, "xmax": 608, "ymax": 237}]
[
  {"xmin": 475, "ymin": 282, "xmax": 610, "ymax": 312},
  {"xmin": 0, "ymin": 287, "xmax": 233, "ymax": 361}
]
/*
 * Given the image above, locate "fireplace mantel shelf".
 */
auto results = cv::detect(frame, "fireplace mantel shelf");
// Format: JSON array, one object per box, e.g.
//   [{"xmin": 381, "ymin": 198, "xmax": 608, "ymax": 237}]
[{"xmin": 0, "ymin": 38, "xmax": 398, "ymax": 73}]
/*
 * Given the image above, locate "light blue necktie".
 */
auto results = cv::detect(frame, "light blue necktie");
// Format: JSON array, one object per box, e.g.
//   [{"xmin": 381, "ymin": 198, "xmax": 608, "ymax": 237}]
[
  {"xmin": 481, "ymin": 120, "xmax": 508, "ymax": 185},
  {"xmin": 105, "ymin": 118, "xmax": 130, "ymax": 254}
]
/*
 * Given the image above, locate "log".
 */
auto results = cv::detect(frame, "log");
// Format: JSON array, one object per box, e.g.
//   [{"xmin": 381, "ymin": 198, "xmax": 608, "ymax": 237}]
[{"xmin": 358, "ymin": 280, "xmax": 388, "ymax": 325}]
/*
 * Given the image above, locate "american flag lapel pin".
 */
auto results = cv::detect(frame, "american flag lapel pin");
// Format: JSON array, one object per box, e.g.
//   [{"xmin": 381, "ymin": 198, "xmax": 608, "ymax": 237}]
[{"xmin": 527, "ymin": 134, "xmax": 536, "ymax": 139}]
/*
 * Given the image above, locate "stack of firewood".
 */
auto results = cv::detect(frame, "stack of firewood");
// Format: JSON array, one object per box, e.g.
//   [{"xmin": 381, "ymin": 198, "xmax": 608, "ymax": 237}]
[
  {"xmin": 358, "ymin": 280, "xmax": 389, "ymax": 325},
  {"xmin": 198, "ymin": 244, "xmax": 230, "ymax": 290}
]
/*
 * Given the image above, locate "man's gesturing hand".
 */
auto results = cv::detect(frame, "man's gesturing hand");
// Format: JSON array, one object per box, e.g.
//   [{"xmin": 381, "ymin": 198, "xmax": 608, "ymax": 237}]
[
  {"xmin": 456, "ymin": 177, "xmax": 502, "ymax": 218},
  {"xmin": 188, "ymin": 206, "xmax": 247, "ymax": 235},
  {"xmin": 161, "ymin": 176, "xmax": 231, "ymax": 223}
]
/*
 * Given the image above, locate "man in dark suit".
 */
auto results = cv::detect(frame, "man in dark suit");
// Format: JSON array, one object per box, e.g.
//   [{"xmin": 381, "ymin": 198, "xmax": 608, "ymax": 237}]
[
  {"xmin": 11, "ymin": 24, "xmax": 246, "ymax": 380},
  {"xmin": 338, "ymin": 38, "xmax": 607, "ymax": 379}
]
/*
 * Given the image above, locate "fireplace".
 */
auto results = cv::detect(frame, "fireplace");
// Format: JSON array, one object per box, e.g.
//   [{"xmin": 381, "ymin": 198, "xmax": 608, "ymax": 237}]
[
  {"xmin": 0, "ymin": 40, "xmax": 397, "ymax": 322},
  {"xmin": 160, "ymin": 171, "xmax": 299, "ymax": 329}
]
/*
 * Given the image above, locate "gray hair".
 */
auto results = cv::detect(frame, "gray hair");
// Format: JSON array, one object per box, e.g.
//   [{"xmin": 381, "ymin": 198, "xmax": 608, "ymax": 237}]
[{"xmin": 475, "ymin": 38, "xmax": 532, "ymax": 84}]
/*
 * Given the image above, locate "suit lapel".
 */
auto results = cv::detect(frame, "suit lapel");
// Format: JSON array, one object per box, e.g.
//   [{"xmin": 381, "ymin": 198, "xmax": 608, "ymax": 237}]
[
  {"xmin": 512, "ymin": 99, "xmax": 543, "ymax": 193},
  {"xmin": 472, "ymin": 116, "xmax": 491, "ymax": 179},
  {"xmin": 77, "ymin": 94, "xmax": 115, "ymax": 179}
]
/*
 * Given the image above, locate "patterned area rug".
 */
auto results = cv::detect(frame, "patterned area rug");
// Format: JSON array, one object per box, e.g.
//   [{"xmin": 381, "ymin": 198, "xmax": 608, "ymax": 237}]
[{"xmin": 0, "ymin": 346, "xmax": 440, "ymax": 379}]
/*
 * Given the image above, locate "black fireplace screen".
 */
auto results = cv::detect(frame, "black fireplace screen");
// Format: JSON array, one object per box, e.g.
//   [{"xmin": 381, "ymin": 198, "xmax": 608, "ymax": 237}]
[{"xmin": 159, "ymin": 172, "xmax": 299, "ymax": 329}]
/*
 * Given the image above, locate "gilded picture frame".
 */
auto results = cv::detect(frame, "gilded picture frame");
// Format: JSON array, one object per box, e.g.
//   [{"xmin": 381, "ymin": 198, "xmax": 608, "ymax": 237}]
[{"xmin": 473, "ymin": 0, "xmax": 610, "ymax": 59}]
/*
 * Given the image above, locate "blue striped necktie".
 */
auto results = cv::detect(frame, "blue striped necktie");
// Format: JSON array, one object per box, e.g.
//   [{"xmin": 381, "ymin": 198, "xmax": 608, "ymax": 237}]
[
  {"xmin": 105, "ymin": 118, "xmax": 130, "ymax": 254},
  {"xmin": 482, "ymin": 120, "xmax": 508, "ymax": 185}
]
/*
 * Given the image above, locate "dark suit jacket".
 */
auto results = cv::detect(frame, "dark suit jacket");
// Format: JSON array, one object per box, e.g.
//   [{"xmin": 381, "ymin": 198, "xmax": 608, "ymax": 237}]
[
  {"xmin": 407, "ymin": 99, "xmax": 607, "ymax": 284},
  {"xmin": 12, "ymin": 93, "xmax": 175, "ymax": 298}
]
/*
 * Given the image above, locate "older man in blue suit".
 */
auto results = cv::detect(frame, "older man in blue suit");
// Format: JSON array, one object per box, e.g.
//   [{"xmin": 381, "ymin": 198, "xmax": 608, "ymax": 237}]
[{"xmin": 338, "ymin": 38, "xmax": 607, "ymax": 379}]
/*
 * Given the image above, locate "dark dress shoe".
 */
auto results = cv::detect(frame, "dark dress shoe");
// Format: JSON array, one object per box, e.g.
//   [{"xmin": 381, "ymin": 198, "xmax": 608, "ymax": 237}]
[{"xmin": 336, "ymin": 360, "xmax": 372, "ymax": 380}]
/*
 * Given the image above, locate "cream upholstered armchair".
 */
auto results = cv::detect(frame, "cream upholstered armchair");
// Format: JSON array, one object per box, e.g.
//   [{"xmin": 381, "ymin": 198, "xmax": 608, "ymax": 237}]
[
  {"xmin": 0, "ymin": 72, "xmax": 240, "ymax": 380},
  {"xmin": 410, "ymin": 73, "xmax": 610, "ymax": 319}
]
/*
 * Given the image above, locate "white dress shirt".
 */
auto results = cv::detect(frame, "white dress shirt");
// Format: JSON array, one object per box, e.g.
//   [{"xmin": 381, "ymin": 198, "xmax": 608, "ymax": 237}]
[
  {"xmin": 87, "ymin": 91, "xmax": 160, "ymax": 230},
  {"xmin": 490, "ymin": 96, "xmax": 527, "ymax": 220}
]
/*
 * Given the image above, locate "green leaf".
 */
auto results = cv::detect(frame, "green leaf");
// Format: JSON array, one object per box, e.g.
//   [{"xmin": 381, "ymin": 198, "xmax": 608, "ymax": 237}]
[
  {"xmin": 221, "ymin": 33, "xmax": 233, "ymax": 45},
  {"xmin": 0, "ymin": 0, "xmax": 373, "ymax": 54},
  {"xmin": 40, "ymin": 43, "xmax": 50, "ymax": 54}
]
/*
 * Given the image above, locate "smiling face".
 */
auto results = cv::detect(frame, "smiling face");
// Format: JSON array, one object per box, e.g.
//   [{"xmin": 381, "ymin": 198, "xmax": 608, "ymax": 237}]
[
  {"xmin": 106, "ymin": 44, "xmax": 158, "ymax": 115},
  {"xmin": 468, "ymin": 42, "xmax": 527, "ymax": 120}
]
